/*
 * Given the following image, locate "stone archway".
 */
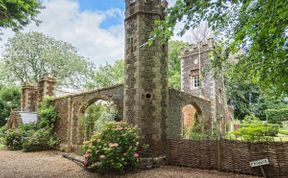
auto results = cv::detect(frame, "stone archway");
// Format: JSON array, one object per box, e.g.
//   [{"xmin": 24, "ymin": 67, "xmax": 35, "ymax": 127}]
[
  {"xmin": 52, "ymin": 84, "xmax": 123, "ymax": 152},
  {"xmin": 181, "ymin": 103, "xmax": 203, "ymax": 138},
  {"xmin": 167, "ymin": 89, "xmax": 212, "ymax": 139},
  {"xmin": 78, "ymin": 98, "xmax": 120, "ymax": 143}
]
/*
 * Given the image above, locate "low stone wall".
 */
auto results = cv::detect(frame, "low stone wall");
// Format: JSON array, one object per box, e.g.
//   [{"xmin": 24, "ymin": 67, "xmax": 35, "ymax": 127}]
[{"xmin": 167, "ymin": 139, "xmax": 288, "ymax": 178}]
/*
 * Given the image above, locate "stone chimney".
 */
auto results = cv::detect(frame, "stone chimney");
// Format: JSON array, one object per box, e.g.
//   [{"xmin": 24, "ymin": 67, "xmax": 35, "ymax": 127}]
[
  {"xmin": 38, "ymin": 74, "xmax": 56, "ymax": 102},
  {"xmin": 21, "ymin": 83, "xmax": 39, "ymax": 112}
]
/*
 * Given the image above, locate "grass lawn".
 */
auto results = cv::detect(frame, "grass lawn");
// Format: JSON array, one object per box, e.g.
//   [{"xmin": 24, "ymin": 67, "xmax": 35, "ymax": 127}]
[{"xmin": 273, "ymin": 134, "xmax": 288, "ymax": 142}]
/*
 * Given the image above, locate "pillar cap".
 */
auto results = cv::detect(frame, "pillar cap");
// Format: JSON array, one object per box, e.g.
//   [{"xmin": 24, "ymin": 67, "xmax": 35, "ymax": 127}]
[
  {"xmin": 22, "ymin": 82, "xmax": 38, "ymax": 89},
  {"xmin": 39, "ymin": 74, "xmax": 57, "ymax": 83}
]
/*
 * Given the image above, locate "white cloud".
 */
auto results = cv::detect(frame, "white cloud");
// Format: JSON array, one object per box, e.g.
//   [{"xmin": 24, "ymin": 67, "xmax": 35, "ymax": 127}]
[
  {"xmin": 0, "ymin": 0, "xmax": 125, "ymax": 67},
  {"xmin": 0, "ymin": 0, "xmax": 189, "ymax": 68}
]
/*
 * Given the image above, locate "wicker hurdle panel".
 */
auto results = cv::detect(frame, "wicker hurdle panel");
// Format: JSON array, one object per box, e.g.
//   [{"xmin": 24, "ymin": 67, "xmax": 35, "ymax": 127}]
[{"xmin": 167, "ymin": 139, "xmax": 288, "ymax": 177}]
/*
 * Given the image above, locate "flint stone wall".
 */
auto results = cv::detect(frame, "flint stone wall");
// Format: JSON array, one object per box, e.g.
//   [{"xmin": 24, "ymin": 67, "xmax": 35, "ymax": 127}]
[
  {"xmin": 52, "ymin": 84, "xmax": 211, "ymax": 152},
  {"xmin": 53, "ymin": 84, "xmax": 124, "ymax": 152},
  {"xmin": 167, "ymin": 89, "xmax": 212, "ymax": 139}
]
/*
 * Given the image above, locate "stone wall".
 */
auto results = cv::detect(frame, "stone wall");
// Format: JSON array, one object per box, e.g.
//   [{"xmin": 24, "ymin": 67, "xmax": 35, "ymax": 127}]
[
  {"xmin": 167, "ymin": 89, "xmax": 212, "ymax": 139},
  {"xmin": 53, "ymin": 84, "xmax": 124, "ymax": 152},
  {"xmin": 52, "ymin": 83, "xmax": 212, "ymax": 152}
]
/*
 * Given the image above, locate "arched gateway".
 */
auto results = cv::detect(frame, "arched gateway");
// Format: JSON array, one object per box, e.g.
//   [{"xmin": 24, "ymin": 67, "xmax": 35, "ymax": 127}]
[{"xmin": 52, "ymin": 85, "xmax": 211, "ymax": 152}]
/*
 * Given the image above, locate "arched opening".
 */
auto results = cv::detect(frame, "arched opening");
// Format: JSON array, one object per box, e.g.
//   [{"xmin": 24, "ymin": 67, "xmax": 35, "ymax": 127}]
[
  {"xmin": 181, "ymin": 104, "xmax": 203, "ymax": 139},
  {"xmin": 81, "ymin": 99, "xmax": 120, "ymax": 141}
]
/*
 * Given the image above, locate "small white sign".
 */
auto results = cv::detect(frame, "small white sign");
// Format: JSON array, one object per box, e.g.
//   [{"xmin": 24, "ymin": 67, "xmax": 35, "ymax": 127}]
[{"xmin": 250, "ymin": 159, "xmax": 269, "ymax": 167}]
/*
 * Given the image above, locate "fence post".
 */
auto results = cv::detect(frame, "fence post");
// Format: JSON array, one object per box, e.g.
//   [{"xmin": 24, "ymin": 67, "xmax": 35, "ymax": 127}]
[{"xmin": 217, "ymin": 137, "xmax": 222, "ymax": 171}]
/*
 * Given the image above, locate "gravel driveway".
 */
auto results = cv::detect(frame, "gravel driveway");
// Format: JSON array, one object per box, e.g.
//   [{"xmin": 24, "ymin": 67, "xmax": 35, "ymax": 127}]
[{"xmin": 0, "ymin": 150, "xmax": 255, "ymax": 178}]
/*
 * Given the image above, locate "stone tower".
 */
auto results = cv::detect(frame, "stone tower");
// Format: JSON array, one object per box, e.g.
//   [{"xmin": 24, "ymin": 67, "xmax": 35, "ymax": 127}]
[
  {"xmin": 124, "ymin": 0, "xmax": 168, "ymax": 157},
  {"xmin": 180, "ymin": 39, "xmax": 229, "ymax": 131}
]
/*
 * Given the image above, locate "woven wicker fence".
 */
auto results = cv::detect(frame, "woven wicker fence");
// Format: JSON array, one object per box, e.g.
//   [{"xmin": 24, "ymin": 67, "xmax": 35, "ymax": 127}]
[{"xmin": 166, "ymin": 139, "xmax": 288, "ymax": 177}]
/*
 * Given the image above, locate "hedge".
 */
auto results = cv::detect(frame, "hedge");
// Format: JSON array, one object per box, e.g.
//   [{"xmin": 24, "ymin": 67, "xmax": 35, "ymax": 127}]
[
  {"xmin": 265, "ymin": 107, "xmax": 288, "ymax": 124},
  {"xmin": 279, "ymin": 129, "xmax": 288, "ymax": 135}
]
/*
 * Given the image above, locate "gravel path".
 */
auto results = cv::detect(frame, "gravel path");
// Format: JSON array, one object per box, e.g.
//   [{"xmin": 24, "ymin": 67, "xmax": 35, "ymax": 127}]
[{"xmin": 0, "ymin": 150, "xmax": 255, "ymax": 178}]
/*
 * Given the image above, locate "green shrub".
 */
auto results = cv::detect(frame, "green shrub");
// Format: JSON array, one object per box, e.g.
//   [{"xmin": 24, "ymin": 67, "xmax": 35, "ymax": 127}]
[
  {"xmin": 19, "ymin": 123, "xmax": 37, "ymax": 131},
  {"xmin": 0, "ymin": 85, "xmax": 21, "ymax": 127},
  {"xmin": 22, "ymin": 128, "xmax": 59, "ymax": 152},
  {"xmin": 233, "ymin": 115, "xmax": 279, "ymax": 141},
  {"xmin": 21, "ymin": 97, "xmax": 60, "ymax": 152},
  {"xmin": 83, "ymin": 122, "xmax": 141, "ymax": 173},
  {"xmin": 265, "ymin": 107, "xmax": 288, "ymax": 124},
  {"xmin": 0, "ymin": 126, "xmax": 7, "ymax": 146},
  {"xmin": 38, "ymin": 97, "xmax": 58, "ymax": 129},
  {"xmin": 3, "ymin": 97, "xmax": 59, "ymax": 152},
  {"xmin": 186, "ymin": 122, "xmax": 220, "ymax": 140},
  {"xmin": 279, "ymin": 129, "xmax": 288, "ymax": 135},
  {"xmin": 5, "ymin": 128, "xmax": 26, "ymax": 150},
  {"xmin": 265, "ymin": 124, "xmax": 280, "ymax": 136},
  {"xmin": 4, "ymin": 123, "xmax": 38, "ymax": 150}
]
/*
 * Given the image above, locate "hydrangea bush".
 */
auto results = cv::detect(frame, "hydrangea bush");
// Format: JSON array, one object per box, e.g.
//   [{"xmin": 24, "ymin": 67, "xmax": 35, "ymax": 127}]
[{"xmin": 83, "ymin": 122, "xmax": 141, "ymax": 173}]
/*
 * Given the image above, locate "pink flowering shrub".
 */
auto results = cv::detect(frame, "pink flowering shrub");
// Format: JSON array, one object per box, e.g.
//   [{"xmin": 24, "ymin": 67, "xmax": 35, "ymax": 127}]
[{"xmin": 83, "ymin": 122, "xmax": 141, "ymax": 173}]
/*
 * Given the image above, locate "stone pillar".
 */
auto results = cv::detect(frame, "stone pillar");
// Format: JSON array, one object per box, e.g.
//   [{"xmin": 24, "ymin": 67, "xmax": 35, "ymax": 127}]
[
  {"xmin": 6, "ymin": 111, "xmax": 22, "ymax": 129},
  {"xmin": 21, "ymin": 83, "xmax": 39, "ymax": 112},
  {"xmin": 124, "ymin": 0, "xmax": 168, "ymax": 157},
  {"xmin": 38, "ymin": 74, "xmax": 57, "ymax": 102}
]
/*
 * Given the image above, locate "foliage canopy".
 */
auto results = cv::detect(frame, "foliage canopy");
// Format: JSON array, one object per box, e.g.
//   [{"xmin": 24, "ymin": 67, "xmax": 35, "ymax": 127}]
[
  {"xmin": 0, "ymin": 85, "xmax": 20, "ymax": 127},
  {"xmin": 0, "ymin": 0, "xmax": 41, "ymax": 31},
  {"xmin": 154, "ymin": 0, "xmax": 288, "ymax": 95},
  {"xmin": 1, "ymin": 32, "xmax": 92, "ymax": 88}
]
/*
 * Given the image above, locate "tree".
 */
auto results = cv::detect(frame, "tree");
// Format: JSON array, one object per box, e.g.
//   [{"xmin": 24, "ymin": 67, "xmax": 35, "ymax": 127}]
[
  {"xmin": 226, "ymin": 63, "xmax": 288, "ymax": 120},
  {"xmin": 1, "ymin": 32, "xmax": 92, "ymax": 88},
  {"xmin": 0, "ymin": 85, "xmax": 21, "ymax": 127},
  {"xmin": 153, "ymin": 0, "xmax": 288, "ymax": 95},
  {"xmin": 186, "ymin": 22, "xmax": 213, "ymax": 44},
  {"xmin": 86, "ymin": 41, "xmax": 188, "ymax": 90},
  {"xmin": 168, "ymin": 40, "xmax": 188, "ymax": 89},
  {"xmin": 0, "ymin": 0, "xmax": 41, "ymax": 31},
  {"xmin": 86, "ymin": 60, "xmax": 125, "ymax": 89}
]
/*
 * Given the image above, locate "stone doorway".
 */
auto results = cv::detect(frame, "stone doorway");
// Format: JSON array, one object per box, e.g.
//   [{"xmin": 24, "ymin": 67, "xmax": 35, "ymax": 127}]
[{"xmin": 181, "ymin": 104, "xmax": 203, "ymax": 139}]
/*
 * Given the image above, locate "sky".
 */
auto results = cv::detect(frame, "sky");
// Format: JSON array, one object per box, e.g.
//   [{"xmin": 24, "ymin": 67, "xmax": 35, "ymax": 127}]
[{"xmin": 0, "ymin": 0, "xmax": 177, "ymax": 67}]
